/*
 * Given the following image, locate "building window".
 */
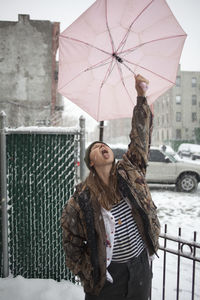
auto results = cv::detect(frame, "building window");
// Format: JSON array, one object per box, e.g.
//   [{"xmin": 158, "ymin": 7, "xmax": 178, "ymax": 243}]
[
  {"xmin": 176, "ymin": 95, "xmax": 181, "ymax": 104},
  {"xmin": 176, "ymin": 129, "xmax": 181, "ymax": 139},
  {"xmin": 162, "ymin": 115, "xmax": 164, "ymax": 124},
  {"xmin": 176, "ymin": 112, "xmax": 181, "ymax": 122},
  {"xmin": 192, "ymin": 77, "xmax": 197, "ymax": 87},
  {"xmin": 176, "ymin": 76, "xmax": 181, "ymax": 87},
  {"xmin": 192, "ymin": 112, "xmax": 197, "ymax": 122},
  {"xmin": 192, "ymin": 95, "xmax": 197, "ymax": 105}
]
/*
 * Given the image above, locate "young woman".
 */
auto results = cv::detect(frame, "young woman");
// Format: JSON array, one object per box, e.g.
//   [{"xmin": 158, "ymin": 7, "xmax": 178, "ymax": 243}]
[{"xmin": 61, "ymin": 75, "xmax": 160, "ymax": 300}]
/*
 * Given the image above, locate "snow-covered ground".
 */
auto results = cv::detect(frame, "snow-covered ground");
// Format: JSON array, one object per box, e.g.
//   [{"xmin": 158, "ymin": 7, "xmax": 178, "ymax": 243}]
[
  {"xmin": 0, "ymin": 276, "xmax": 84, "ymax": 300},
  {"xmin": 1, "ymin": 184, "xmax": 200, "ymax": 300},
  {"xmin": 151, "ymin": 183, "xmax": 200, "ymax": 240}
]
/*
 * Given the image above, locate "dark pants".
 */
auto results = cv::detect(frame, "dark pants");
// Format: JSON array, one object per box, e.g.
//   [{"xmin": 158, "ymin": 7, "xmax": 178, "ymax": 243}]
[{"xmin": 85, "ymin": 250, "xmax": 152, "ymax": 300}]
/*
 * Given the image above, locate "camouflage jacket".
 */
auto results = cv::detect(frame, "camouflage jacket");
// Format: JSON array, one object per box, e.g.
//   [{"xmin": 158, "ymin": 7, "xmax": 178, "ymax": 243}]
[{"xmin": 61, "ymin": 96, "xmax": 160, "ymax": 295}]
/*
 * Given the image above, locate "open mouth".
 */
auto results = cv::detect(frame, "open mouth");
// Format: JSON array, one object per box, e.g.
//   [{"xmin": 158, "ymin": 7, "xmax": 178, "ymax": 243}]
[
  {"xmin": 102, "ymin": 149, "xmax": 108, "ymax": 154},
  {"xmin": 101, "ymin": 148, "xmax": 109, "ymax": 158}
]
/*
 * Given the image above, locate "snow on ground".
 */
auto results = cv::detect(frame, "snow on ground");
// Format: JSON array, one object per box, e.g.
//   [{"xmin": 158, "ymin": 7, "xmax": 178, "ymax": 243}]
[
  {"xmin": 151, "ymin": 183, "xmax": 200, "ymax": 241},
  {"xmin": 0, "ymin": 276, "xmax": 84, "ymax": 300},
  {"xmin": 0, "ymin": 185, "xmax": 200, "ymax": 300}
]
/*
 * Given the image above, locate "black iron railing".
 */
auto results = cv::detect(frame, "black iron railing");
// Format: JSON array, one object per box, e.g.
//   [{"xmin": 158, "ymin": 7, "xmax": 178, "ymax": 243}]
[{"xmin": 150, "ymin": 224, "xmax": 200, "ymax": 300}]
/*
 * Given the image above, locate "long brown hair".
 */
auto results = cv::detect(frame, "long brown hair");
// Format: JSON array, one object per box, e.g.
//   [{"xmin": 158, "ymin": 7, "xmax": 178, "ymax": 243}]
[{"xmin": 84, "ymin": 163, "xmax": 121, "ymax": 210}]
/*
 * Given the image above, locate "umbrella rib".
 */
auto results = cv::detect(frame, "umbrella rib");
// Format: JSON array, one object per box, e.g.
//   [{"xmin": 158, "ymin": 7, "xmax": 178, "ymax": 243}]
[
  {"xmin": 97, "ymin": 58, "xmax": 115, "ymax": 120},
  {"xmin": 58, "ymin": 57, "xmax": 112, "ymax": 91},
  {"xmin": 116, "ymin": 62, "xmax": 135, "ymax": 106},
  {"xmin": 116, "ymin": 0, "xmax": 155, "ymax": 53},
  {"xmin": 122, "ymin": 58, "xmax": 175, "ymax": 84},
  {"xmin": 105, "ymin": 0, "xmax": 115, "ymax": 53},
  {"xmin": 100, "ymin": 58, "xmax": 115, "ymax": 87},
  {"xmin": 85, "ymin": 58, "xmax": 113, "ymax": 72},
  {"xmin": 60, "ymin": 34, "xmax": 111, "ymax": 56},
  {"xmin": 119, "ymin": 34, "xmax": 187, "ymax": 56}
]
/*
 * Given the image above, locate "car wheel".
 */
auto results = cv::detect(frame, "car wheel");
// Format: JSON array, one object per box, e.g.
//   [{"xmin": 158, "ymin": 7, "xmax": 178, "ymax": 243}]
[{"xmin": 176, "ymin": 174, "xmax": 198, "ymax": 193}]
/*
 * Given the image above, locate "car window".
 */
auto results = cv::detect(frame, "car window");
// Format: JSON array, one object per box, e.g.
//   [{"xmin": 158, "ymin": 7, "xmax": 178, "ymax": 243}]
[{"xmin": 149, "ymin": 149, "xmax": 166, "ymax": 162}]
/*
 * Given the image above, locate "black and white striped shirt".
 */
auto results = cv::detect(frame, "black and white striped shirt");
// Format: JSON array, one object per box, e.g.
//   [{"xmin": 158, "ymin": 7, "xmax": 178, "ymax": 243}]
[{"xmin": 111, "ymin": 198, "xmax": 145, "ymax": 263}]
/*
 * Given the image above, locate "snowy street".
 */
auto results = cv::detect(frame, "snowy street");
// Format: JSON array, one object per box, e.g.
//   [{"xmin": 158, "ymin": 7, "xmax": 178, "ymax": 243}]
[
  {"xmin": 0, "ymin": 184, "xmax": 200, "ymax": 300},
  {"xmin": 151, "ymin": 183, "xmax": 200, "ymax": 241}
]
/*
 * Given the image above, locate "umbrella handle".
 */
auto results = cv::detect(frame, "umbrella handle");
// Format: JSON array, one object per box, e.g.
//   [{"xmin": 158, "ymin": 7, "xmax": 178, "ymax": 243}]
[{"xmin": 139, "ymin": 82, "xmax": 148, "ymax": 92}]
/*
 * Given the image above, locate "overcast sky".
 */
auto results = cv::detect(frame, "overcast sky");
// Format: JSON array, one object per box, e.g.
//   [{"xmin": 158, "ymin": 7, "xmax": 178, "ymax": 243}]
[{"xmin": 1, "ymin": 0, "xmax": 200, "ymax": 126}]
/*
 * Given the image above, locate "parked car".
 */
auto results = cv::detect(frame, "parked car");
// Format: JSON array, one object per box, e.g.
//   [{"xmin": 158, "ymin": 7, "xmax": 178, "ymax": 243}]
[
  {"xmin": 159, "ymin": 144, "xmax": 176, "ymax": 156},
  {"xmin": 112, "ymin": 147, "xmax": 127, "ymax": 160},
  {"xmin": 146, "ymin": 147, "xmax": 200, "ymax": 192},
  {"xmin": 178, "ymin": 143, "xmax": 200, "ymax": 160},
  {"xmin": 110, "ymin": 144, "xmax": 127, "ymax": 161},
  {"xmin": 192, "ymin": 152, "xmax": 200, "ymax": 160}
]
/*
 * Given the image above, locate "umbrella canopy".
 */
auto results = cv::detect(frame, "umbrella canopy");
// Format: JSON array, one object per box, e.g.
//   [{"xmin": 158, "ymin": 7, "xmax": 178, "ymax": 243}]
[{"xmin": 58, "ymin": 0, "xmax": 187, "ymax": 121}]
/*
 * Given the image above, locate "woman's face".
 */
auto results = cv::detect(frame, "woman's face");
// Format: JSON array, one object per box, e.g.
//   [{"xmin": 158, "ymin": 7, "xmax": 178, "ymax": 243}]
[{"xmin": 89, "ymin": 143, "xmax": 114, "ymax": 169}]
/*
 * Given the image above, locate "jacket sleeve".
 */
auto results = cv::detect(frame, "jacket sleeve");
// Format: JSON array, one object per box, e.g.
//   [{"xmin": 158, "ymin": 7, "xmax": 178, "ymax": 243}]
[
  {"xmin": 61, "ymin": 197, "xmax": 93, "ymax": 281},
  {"xmin": 126, "ymin": 96, "xmax": 153, "ymax": 175}
]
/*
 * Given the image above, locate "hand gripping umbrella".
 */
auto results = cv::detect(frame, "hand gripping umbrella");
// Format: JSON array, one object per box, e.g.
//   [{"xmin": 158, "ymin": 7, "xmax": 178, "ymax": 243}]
[{"xmin": 58, "ymin": 0, "xmax": 186, "ymax": 124}]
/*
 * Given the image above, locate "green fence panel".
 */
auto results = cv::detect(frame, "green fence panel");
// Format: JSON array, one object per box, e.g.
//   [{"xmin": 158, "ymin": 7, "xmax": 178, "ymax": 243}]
[
  {"xmin": 5, "ymin": 132, "xmax": 77, "ymax": 281},
  {"xmin": 0, "ymin": 207, "xmax": 2, "ymax": 277}
]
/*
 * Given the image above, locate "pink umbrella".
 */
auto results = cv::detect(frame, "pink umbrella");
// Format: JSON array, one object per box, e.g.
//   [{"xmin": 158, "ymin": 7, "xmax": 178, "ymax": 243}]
[{"xmin": 58, "ymin": 0, "xmax": 186, "ymax": 122}]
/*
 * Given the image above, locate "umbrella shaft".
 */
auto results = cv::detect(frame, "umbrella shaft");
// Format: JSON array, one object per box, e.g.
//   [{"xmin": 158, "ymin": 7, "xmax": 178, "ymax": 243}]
[
  {"xmin": 112, "ymin": 53, "xmax": 123, "ymax": 63},
  {"xmin": 113, "ymin": 53, "xmax": 136, "ymax": 75},
  {"xmin": 122, "ymin": 62, "xmax": 136, "ymax": 75}
]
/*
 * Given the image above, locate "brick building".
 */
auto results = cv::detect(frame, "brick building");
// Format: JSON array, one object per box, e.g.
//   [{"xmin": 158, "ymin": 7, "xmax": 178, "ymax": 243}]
[{"xmin": 0, "ymin": 14, "xmax": 62, "ymax": 127}]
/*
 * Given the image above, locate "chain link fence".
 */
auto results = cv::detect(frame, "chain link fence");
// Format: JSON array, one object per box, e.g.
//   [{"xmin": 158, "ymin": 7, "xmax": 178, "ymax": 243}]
[
  {"xmin": 0, "ymin": 208, "xmax": 2, "ymax": 277},
  {"xmin": 0, "ymin": 115, "xmax": 86, "ymax": 281}
]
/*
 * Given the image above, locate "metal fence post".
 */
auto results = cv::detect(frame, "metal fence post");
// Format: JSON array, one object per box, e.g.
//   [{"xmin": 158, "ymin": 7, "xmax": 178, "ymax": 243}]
[
  {"xmin": 99, "ymin": 121, "xmax": 104, "ymax": 141},
  {"xmin": 0, "ymin": 111, "xmax": 9, "ymax": 277},
  {"xmin": 79, "ymin": 116, "xmax": 86, "ymax": 181}
]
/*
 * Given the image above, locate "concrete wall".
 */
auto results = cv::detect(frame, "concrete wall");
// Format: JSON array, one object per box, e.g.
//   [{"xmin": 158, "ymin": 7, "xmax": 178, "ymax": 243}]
[{"xmin": 0, "ymin": 14, "xmax": 60, "ymax": 127}]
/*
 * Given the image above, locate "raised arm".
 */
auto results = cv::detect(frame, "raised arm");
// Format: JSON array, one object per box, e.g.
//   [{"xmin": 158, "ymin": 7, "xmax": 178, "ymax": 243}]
[{"xmin": 126, "ymin": 75, "xmax": 153, "ymax": 175}]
